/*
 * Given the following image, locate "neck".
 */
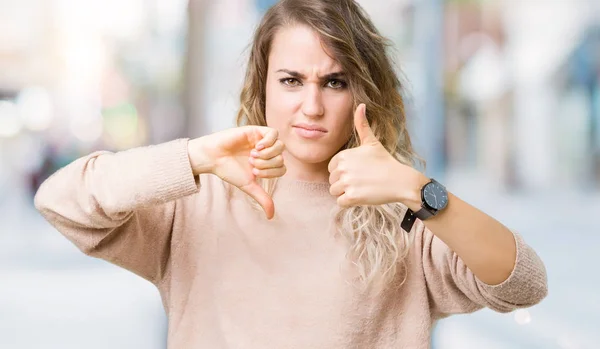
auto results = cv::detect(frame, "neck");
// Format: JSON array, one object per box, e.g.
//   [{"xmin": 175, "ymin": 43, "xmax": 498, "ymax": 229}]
[{"xmin": 282, "ymin": 152, "xmax": 330, "ymax": 183}]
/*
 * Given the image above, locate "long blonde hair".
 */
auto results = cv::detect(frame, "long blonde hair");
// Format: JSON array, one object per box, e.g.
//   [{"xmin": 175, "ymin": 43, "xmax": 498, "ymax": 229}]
[{"xmin": 236, "ymin": 0, "xmax": 422, "ymax": 288}]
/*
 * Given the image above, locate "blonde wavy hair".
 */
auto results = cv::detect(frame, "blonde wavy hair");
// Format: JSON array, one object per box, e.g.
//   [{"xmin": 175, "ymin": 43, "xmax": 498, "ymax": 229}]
[{"xmin": 236, "ymin": 0, "xmax": 423, "ymax": 289}]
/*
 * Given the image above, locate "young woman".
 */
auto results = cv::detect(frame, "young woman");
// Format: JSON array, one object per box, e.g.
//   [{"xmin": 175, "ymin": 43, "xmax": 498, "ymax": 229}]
[{"xmin": 35, "ymin": 0, "xmax": 548, "ymax": 348}]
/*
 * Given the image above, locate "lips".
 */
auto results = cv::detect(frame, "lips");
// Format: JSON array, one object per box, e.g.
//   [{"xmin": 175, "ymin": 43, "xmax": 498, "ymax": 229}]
[
  {"xmin": 292, "ymin": 123, "xmax": 327, "ymax": 133},
  {"xmin": 292, "ymin": 124, "xmax": 328, "ymax": 139}
]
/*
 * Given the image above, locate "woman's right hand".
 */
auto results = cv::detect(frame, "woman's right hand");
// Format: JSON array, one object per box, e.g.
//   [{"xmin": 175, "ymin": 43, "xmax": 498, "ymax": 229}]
[{"xmin": 187, "ymin": 126, "xmax": 286, "ymax": 219}]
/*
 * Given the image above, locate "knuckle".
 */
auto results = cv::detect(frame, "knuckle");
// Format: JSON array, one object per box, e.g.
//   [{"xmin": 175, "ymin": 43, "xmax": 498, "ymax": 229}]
[
  {"xmin": 339, "ymin": 174, "xmax": 349, "ymax": 184},
  {"xmin": 259, "ymin": 149, "xmax": 272, "ymax": 159},
  {"xmin": 254, "ymin": 159, "xmax": 266, "ymax": 168}
]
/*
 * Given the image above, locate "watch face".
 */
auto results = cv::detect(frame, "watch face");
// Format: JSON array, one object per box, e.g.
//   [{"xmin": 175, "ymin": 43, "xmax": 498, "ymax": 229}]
[{"xmin": 422, "ymin": 181, "xmax": 448, "ymax": 210}]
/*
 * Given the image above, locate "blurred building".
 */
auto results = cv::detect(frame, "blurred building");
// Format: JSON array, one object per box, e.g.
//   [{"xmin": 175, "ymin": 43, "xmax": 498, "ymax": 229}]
[
  {"xmin": 554, "ymin": 25, "xmax": 600, "ymax": 186},
  {"xmin": 0, "ymin": 0, "xmax": 189, "ymax": 197},
  {"xmin": 443, "ymin": 0, "xmax": 600, "ymax": 192}
]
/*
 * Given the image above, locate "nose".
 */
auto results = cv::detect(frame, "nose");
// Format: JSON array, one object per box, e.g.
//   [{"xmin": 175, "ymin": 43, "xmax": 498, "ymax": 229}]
[{"xmin": 301, "ymin": 85, "xmax": 324, "ymax": 118}]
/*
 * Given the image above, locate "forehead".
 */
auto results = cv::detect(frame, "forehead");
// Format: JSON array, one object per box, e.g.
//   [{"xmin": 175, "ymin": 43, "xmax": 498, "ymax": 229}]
[{"xmin": 268, "ymin": 24, "xmax": 342, "ymax": 73}]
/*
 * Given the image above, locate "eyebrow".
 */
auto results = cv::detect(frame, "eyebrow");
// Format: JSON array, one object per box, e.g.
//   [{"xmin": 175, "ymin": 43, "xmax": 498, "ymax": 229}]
[{"xmin": 275, "ymin": 69, "xmax": 346, "ymax": 80}]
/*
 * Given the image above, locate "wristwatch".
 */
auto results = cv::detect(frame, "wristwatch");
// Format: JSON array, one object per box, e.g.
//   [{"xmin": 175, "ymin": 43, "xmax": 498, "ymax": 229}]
[{"xmin": 401, "ymin": 178, "xmax": 449, "ymax": 232}]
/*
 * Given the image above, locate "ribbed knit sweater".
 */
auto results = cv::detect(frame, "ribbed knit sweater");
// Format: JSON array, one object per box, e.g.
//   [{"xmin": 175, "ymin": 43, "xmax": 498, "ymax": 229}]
[{"xmin": 34, "ymin": 139, "xmax": 548, "ymax": 348}]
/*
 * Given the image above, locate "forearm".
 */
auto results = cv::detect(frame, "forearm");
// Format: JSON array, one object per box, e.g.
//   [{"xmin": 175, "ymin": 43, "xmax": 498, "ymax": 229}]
[
  {"xmin": 35, "ymin": 139, "xmax": 198, "ymax": 223},
  {"xmin": 423, "ymin": 193, "xmax": 516, "ymax": 285},
  {"xmin": 401, "ymin": 175, "xmax": 517, "ymax": 286}
]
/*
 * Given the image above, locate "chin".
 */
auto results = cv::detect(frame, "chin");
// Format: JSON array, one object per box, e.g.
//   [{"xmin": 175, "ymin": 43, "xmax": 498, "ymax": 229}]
[{"xmin": 286, "ymin": 143, "xmax": 336, "ymax": 165}]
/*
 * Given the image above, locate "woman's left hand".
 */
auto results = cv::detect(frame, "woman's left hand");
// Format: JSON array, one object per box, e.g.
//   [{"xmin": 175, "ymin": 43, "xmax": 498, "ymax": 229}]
[{"xmin": 328, "ymin": 104, "xmax": 428, "ymax": 209}]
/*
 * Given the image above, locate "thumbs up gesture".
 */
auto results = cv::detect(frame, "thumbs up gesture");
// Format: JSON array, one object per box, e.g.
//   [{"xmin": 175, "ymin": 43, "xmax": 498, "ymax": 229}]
[{"xmin": 328, "ymin": 104, "xmax": 427, "ymax": 208}]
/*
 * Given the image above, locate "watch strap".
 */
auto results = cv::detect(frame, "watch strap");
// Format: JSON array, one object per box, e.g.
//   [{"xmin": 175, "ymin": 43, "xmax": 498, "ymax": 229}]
[
  {"xmin": 401, "ymin": 209, "xmax": 417, "ymax": 232},
  {"xmin": 414, "ymin": 207, "xmax": 435, "ymax": 220}
]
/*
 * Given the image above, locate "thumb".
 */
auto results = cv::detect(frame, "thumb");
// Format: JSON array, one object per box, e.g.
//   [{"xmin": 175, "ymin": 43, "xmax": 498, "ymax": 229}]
[
  {"xmin": 240, "ymin": 181, "xmax": 275, "ymax": 219},
  {"xmin": 354, "ymin": 104, "xmax": 376, "ymax": 145}
]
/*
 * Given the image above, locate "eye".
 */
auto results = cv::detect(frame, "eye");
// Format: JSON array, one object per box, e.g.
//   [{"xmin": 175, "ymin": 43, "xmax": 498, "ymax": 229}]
[
  {"xmin": 279, "ymin": 78, "xmax": 301, "ymax": 87},
  {"xmin": 326, "ymin": 79, "xmax": 347, "ymax": 89}
]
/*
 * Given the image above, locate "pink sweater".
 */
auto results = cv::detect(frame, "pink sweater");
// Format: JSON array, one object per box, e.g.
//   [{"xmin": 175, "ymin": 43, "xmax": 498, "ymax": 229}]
[{"xmin": 34, "ymin": 139, "xmax": 548, "ymax": 348}]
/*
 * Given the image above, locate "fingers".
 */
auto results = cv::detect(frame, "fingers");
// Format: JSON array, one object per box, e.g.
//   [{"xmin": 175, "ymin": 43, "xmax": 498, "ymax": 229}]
[
  {"xmin": 249, "ymin": 154, "xmax": 284, "ymax": 170},
  {"xmin": 241, "ymin": 181, "xmax": 275, "ymax": 219},
  {"xmin": 255, "ymin": 128, "xmax": 279, "ymax": 150},
  {"xmin": 249, "ymin": 136, "xmax": 285, "ymax": 179},
  {"xmin": 252, "ymin": 166, "xmax": 286, "ymax": 178},
  {"xmin": 329, "ymin": 168, "xmax": 342, "ymax": 185},
  {"xmin": 329, "ymin": 178, "xmax": 345, "ymax": 197},
  {"xmin": 336, "ymin": 194, "xmax": 354, "ymax": 208},
  {"xmin": 328, "ymin": 152, "xmax": 341, "ymax": 173},
  {"xmin": 251, "ymin": 140, "xmax": 285, "ymax": 159},
  {"xmin": 330, "ymin": 182, "xmax": 356, "ymax": 208}
]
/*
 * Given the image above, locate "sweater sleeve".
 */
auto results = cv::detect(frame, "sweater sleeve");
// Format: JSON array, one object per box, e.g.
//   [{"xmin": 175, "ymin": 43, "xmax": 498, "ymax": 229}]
[
  {"xmin": 419, "ymin": 223, "xmax": 548, "ymax": 318},
  {"xmin": 34, "ymin": 139, "xmax": 200, "ymax": 284}
]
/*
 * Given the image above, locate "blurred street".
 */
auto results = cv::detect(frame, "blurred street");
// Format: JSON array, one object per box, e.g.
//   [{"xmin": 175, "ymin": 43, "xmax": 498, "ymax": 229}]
[{"xmin": 0, "ymin": 176, "xmax": 167, "ymax": 349}]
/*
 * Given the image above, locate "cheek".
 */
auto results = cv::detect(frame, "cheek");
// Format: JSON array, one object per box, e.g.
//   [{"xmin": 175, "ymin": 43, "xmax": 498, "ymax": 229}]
[
  {"xmin": 265, "ymin": 84, "xmax": 302, "ymax": 130},
  {"xmin": 265, "ymin": 82, "xmax": 285, "ymax": 125},
  {"xmin": 264, "ymin": 82, "xmax": 281, "ymax": 128}
]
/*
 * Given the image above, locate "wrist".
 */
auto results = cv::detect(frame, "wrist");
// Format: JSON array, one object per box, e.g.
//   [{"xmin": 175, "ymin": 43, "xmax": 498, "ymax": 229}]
[
  {"xmin": 396, "ymin": 169, "xmax": 430, "ymax": 212},
  {"xmin": 187, "ymin": 137, "xmax": 216, "ymax": 176}
]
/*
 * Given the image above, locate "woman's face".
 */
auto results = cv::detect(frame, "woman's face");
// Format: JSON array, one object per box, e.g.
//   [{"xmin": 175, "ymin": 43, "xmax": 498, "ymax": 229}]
[{"xmin": 265, "ymin": 24, "xmax": 354, "ymax": 176}]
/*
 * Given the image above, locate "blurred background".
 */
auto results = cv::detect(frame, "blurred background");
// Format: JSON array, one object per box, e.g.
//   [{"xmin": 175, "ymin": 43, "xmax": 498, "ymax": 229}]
[{"xmin": 1, "ymin": 0, "xmax": 599, "ymax": 348}]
